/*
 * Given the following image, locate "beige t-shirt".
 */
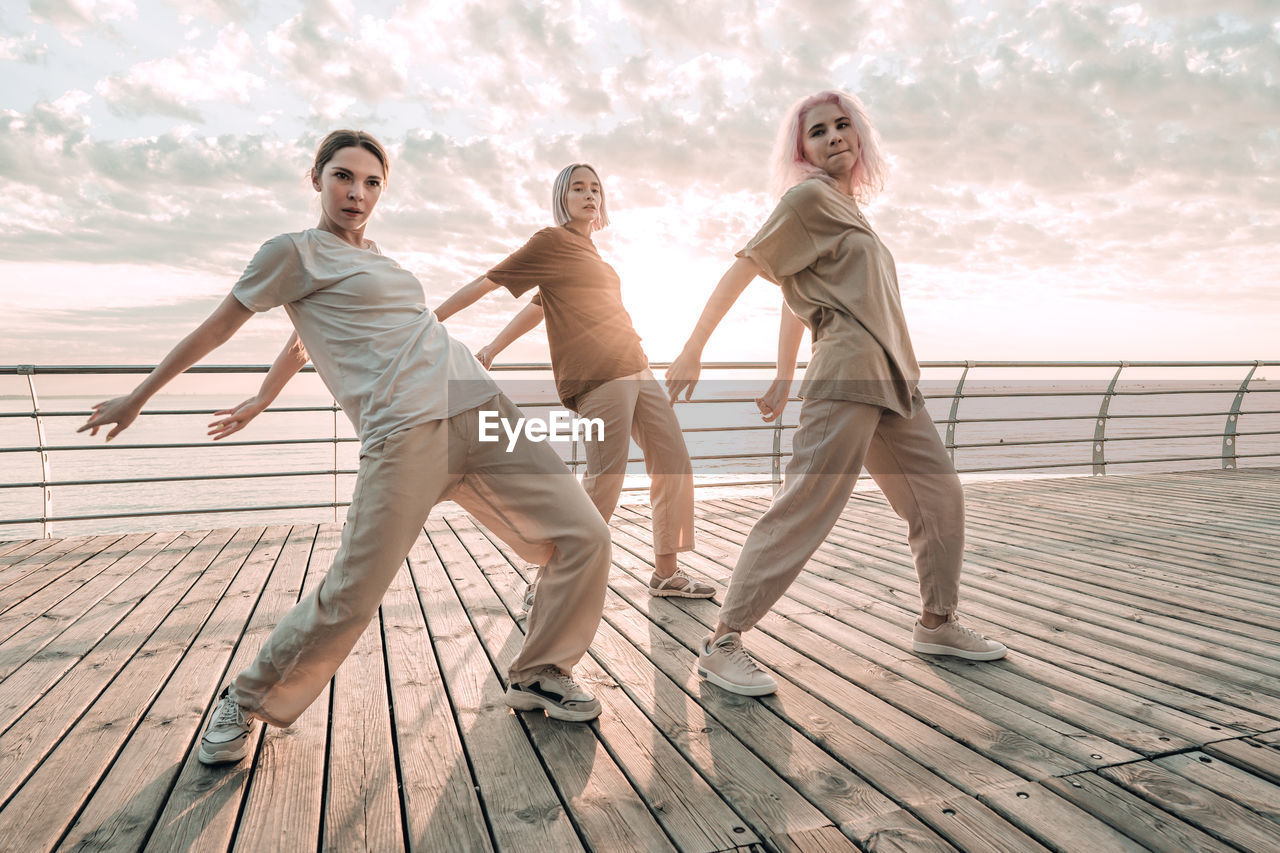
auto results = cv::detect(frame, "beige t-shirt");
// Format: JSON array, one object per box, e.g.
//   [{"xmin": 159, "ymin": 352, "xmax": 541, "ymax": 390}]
[
  {"xmin": 232, "ymin": 229, "xmax": 499, "ymax": 453},
  {"xmin": 486, "ymin": 226, "xmax": 649, "ymax": 410},
  {"xmin": 737, "ymin": 179, "xmax": 924, "ymax": 417}
]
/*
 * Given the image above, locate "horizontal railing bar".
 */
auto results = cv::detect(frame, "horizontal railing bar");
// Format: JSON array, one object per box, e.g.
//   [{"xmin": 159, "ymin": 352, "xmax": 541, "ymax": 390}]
[
  {"xmin": 0, "ymin": 437, "xmax": 361, "ymax": 454},
  {"xmin": 0, "ymin": 469, "xmax": 361, "ymax": 490}
]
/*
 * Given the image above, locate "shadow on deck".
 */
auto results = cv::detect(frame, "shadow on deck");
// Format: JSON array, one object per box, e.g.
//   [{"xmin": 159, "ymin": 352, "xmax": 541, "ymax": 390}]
[{"xmin": 1, "ymin": 469, "xmax": 1278, "ymax": 852}]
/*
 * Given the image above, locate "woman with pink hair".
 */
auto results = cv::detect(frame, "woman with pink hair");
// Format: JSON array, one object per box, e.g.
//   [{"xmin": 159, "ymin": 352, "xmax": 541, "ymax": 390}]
[{"xmin": 666, "ymin": 90, "xmax": 1007, "ymax": 696}]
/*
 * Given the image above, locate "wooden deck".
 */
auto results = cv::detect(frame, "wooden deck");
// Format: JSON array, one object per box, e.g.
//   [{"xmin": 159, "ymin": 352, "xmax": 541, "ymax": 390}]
[{"xmin": 1, "ymin": 469, "xmax": 1278, "ymax": 852}]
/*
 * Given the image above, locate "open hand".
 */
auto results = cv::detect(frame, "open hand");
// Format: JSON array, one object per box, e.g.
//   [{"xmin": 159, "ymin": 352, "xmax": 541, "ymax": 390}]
[
  {"xmin": 78, "ymin": 396, "xmax": 142, "ymax": 442},
  {"xmin": 208, "ymin": 397, "xmax": 267, "ymax": 440}
]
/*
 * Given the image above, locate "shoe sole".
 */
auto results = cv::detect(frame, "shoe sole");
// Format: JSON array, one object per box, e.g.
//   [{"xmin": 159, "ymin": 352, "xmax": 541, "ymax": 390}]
[
  {"xmin": 697, "ymin": 665, "xmax": 778, "ymax": 696},
  {"xmin": 912, "ymin": 640, "xmax": 1008, "ymax": 661},
  {"xmin": 648, "ymin": 588, "xmax": 715, "ymax": 598},
  {"xmin": 505, "ymin": 686, "xmax": 601, "ymax": 722},
  {"xmin": 198, "ymin": 741, "xmax": 248, "ymax": 765}
]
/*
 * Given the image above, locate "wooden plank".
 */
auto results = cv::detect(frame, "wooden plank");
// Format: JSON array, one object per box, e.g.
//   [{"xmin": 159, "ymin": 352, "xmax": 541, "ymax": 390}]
[
  {"xmin": 0, "ymin": 536, "xmax": 71, "ymax": 577},
  {"xmin": 233, "ymin": 524, "xmax": 337, "ymax": 853},
  {"xmin": 0, "ymin": 532, "xmax": 172, "ymax": 679},
  {"xmin": 0, "ymin": 538, "xmax": 40, "ymax": 562},
  {"xmin": 0, "ymin": 533, "xmax": 151, "ymax": 646},
  {"xmin": 412, "ymin": 516, "xmax": 584, "ymax": 853},
  {"xmin": 450, "ymin": 516, "xmax": 765, "ymax": 852},
  {"xmin": 620, "ymin": 507, "xmax": 1104, "ymax": 781},
  {"xmin": 0, "ymin": 529, "xmax": 209, "ymax": 800},
  {"xmin": 1040, "ymin": 772, "xmax": 1237, "ymax": 853},
  {"xmin": 384, "ymin": 536, "xmax": 493, "ymax": 853},
  {"xmin": 0, "ymin": 534, "xmax": 120, "ymax": 613},
  {"xmin": 484, "ymin": 519, "xmax": 1046, "ymax": 853},
  {"xmin": 1154, "ymin": 751, "xmax": 1280, "ymax": 824},
  {"xmin": 39, "ymin": 527, "xmax": 270, "ymax": 852},
  {"xmin": 141, "ymin": 524, "xmax": 305, "ymax": 853},
  {"xmin": 0, "ymin": 527, "xmax": 238, "ymax": 849},
  {"xmin": 1204, "ymin": 735, "xmax": 1280, "ymax": 786},
  {"xmin": 1101, "ymin": 759, "xmax": 1280, "ymax": 852},
  {"xmin": 324, "ymin": 531, "xmax": 404, "ymax": 853},
  {"xmin": 772, "ymin": 824, "xmax": 861, "ymax": 853},
  {"xmin": 701, "ymin": 499, "xmax": 1280, "ymax": 729}
]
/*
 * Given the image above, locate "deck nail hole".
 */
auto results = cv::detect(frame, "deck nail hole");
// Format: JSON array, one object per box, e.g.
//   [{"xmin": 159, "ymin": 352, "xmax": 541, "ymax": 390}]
[
  {"xmin": 1158, "ymin": 737, "xmax": 1170, "ymax": 742},
  {"xmin": 1210, "ymin": 726, "xmax": 1221, "ymax": 731},
  {"xmin": 1091, "ymin": 754, "xmax": 1102, "ymax": 760},
  {"xmin": 733, "ymin": 827, "xmax": 746, "ymax": 834},
  {"xmin": 1016, "ymin": 791, "xmax": 1029, "ymax": 799},
  {"xmin": 1071, "ymin": 781, "xmax": 1083, "ymax": 788},
  {"xmin": 942, "ymin": 808, "xmax": 955, "ymax": 816},
  {"xmin": 1199, "ymin": 756, "xmax": 1212, "ymax": 763},
  {"xmin": 701, "ymin": 726, "xmax": 712, "ymax": 733}
]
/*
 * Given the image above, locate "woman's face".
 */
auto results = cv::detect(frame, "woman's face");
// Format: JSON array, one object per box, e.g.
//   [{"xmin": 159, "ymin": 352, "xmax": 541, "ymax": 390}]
[
  {"xmin": 313, "ymin": 146, "xmax": 385, "ymax": 232},
  {"xmin": 800, "ymin": 101, "xmax": 860, "ymax": 182},
  {"xmin": 563, "ymin": 166, "xmax": 602, "ymax": 229}
]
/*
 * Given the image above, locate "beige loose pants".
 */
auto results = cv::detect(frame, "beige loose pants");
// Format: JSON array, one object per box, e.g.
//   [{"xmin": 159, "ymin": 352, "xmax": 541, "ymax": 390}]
[
  {"xmin": 574, "ymin": 369, "xmax": 695, "ymax": 555},
  {"xmin": 231, "ymin": 394, "xmax": 612, "ymax": 727},
  {"xmin": 719, "ymin": 398, "xmax": 964, "ymax": 633}
]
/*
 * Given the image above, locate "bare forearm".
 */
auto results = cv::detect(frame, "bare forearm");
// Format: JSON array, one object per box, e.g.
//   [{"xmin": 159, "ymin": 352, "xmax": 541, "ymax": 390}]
[
  {"xmin": 255, "ymin": 332, "xmax": 308, "ymax": 407},
  {"xmin": 435, "ymin": 275, "xmax": 499, "ymax": 322},
  {"xmin": 681, "ymin": 257, "xmax": 760, "ymax": 354},
  {"xmin": 774, "ymin": 306, "xmax": 805, "ymax": 379},
  {"xmin": 487, "ymin": 303, "xmax": 544, "ymax": 357},
  {"xmin": 134, "ymin": 294, "xmax": 253, "ymax": 404}
]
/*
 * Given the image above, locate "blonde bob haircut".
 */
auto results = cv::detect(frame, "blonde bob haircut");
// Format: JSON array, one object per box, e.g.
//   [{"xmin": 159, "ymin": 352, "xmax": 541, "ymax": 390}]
[
  {"xmin": 551, "ymin": 163, "xmax": 610, "ymax": 231},
  {"xmin": 769, "ymin": 89, "xmax": 886, "ymax": 202}
]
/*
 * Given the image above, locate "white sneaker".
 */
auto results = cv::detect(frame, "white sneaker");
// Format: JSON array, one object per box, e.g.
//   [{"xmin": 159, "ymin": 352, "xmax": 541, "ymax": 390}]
[
  {"xmin": 697, "ymin": 632, "xmax": 777, "ymax": 696},
  {"xmin": 506, "ymin": 666, "xmax": 601, "ymax": 722},
  {"xmin": 521, "ymin": 581, "xmax": 537, "ymax": 613},
  {"xmin": 649, "ymin": 569, "xmax": 715, "ymax": 598},
  {"xmin": 198, "ymin": 686, "xmax": 255, "ymax": 765},
  {"xmin": 912, "ymin": 615, "xmax": 1007, "ymax": 661}
]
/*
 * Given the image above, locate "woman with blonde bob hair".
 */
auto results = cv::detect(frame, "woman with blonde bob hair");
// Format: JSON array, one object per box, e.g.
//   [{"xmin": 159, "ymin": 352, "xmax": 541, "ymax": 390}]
[
  {"xmin": 435, "ymin": 163, "xmax": 708, "ymax": 604},
  {"xmin": 666, "ymin": 90, "xmax": 1007, "ymax": 697},
  {"xmin": 82, "ymin": 130, "xmax": 615, "ymax": 765}
]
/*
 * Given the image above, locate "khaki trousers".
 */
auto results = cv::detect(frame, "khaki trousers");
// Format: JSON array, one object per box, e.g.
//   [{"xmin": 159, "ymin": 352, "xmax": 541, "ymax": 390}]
[
  {"xmin": 574, "ymin": 369, "xmax": 695, "ymax": 555},
  {"xmin": 232, "ymin": 394, "xmax": 611, "ymax": 727},
  {"xmin": 718, "ymin": 398, "xmax": 964, "ymax": 633}
]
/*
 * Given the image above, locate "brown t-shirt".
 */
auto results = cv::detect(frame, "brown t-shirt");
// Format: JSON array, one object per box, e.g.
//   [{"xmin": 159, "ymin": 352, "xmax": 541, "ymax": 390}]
[
  {"xmin": 737, "ymin": 179, "xmax": 924, "ymax": 417},
  {"xmin": 486, "ymin": 226, "xmax": 649, "ymax": 410}
]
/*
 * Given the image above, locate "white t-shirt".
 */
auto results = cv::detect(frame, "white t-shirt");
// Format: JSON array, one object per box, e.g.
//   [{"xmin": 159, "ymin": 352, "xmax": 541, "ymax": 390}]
[{"xmin": 232, "ymin": 229, "xmax": 498, "ymax": 453}]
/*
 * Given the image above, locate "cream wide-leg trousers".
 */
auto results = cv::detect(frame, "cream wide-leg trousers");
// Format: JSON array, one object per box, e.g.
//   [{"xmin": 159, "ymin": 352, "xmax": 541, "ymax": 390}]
[
  {"xmin": 718, "ymin": 398, "xmax": 965, "ymax": 633},
  {"xmin": 574, "ymin": 369, "xmax": 695, "ymax": 556},
  {"xmin": 231, "ymin": 394, "xmax": 611, "ymax": 727}
]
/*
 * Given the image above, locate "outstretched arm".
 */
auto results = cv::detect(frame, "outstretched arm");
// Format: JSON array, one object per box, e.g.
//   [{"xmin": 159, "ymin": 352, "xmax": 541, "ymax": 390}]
[
  {"xmin": 434, "ymin": 275, "xmax": 503, "ymax": 322},
  {"xmin": 79, "ymin": 294, "xmax": 255, "ymax": 441},
  {"xmin": 207, "ymin": 331, "xmax": 309, "ymax": 440},
  {"xmin": 756, "ymin": 305, "xmax": 805, "ymax": 422},
  {"xmin": 475, "ymin": 302, "xmax": 545, "ymax": 369},
  {"xmin": 664, "ymin": 257, "xmax": 762, "ymax": 403}
]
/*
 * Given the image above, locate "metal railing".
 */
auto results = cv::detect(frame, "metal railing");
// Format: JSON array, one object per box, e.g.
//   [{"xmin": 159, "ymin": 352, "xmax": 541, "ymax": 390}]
[{"xmin": 2, "ymin": 361, "xmax": 1278, "ymax": 537}]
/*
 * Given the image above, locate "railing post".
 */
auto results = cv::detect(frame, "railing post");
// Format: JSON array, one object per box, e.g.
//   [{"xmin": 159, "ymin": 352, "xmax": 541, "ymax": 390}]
[
  {"xmin": 1222, "ymin": 362, "xmax": 1259, "ymax": 469},
  {"xmin": 331, "ymin": 400, "xmax": 340, "ymax": 523},
  {"xmin": 19, "ymin": 366, "xmax": 53, "ymax": 538},
  {"xmin": 771, "ymin": 417, "xmax": 782, "ymax": 494},
  {"xmin": 1092, "ymin": 364, "xmax": 1125, "ymax": 476},
  {"xmin": 946, "ymin": 362, "xmax": 972, "ymax": 464}
]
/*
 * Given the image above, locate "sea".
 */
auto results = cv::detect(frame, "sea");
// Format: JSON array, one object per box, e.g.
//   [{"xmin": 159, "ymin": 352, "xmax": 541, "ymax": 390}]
[{"xmin": 2, "ymin": 372, "xmax": 1277, "ymax": 540}]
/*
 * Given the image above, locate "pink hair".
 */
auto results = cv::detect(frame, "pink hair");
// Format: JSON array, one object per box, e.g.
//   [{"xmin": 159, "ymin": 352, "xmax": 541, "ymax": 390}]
[{"xmin": 769, "ymin": 89, "xmax": 887, "ymax": 201}]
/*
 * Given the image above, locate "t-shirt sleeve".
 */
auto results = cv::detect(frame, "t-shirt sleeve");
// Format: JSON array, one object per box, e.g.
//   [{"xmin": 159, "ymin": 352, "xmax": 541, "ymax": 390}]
[
  {"xmin": 530, "ymin": 291, "xmax": 543, "ymax": 307},
  {"xmin": 486, "ymin": 228, "xmax": 559, "ymax": 298},
  {"xmin": 231, "ymin": 235, "xmax": 309, "ymax": 312},
  {"xmin": 736, "ymin": 196, "xmax": 819, "ymax": 286}
]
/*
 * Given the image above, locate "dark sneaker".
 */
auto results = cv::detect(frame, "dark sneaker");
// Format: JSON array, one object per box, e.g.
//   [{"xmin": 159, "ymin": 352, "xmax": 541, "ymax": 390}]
[
  {"xmin": 697, "ymin": 632, "xmax": 777, "ymax": 695},
  {"xmin": 649, "ymin": 569, "xmax": 715, "ymax": 598},
  {"xmin": 198, "ymin": 686, "xmax": 255, "ymax": 765},
  {"xmin": 505, "ymin": 666, "xmax": 601, "ymax": 722},
  {"xmin": 912, "ymin": 614, "xmax": 1008, "ymax": 661}
]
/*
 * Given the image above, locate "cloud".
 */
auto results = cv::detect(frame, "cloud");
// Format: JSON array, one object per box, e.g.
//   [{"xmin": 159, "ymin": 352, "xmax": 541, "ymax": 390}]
[
  {"xmin": 28, "ymin": 0, "xmax": 135, "ymax": 44},
  {"xmin": 95, "ymin": 24, "xmax": 264, "ymax": 120}
]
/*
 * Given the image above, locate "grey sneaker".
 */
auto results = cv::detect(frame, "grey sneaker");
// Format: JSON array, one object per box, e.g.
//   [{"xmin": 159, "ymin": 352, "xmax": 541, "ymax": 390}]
[
  {"xmin": 198, "ymin": 686, "xmax": 255, "ymax": 765},
  {"xmin": 697, "ymin": 632, "xmax": 777, "ymax": 696},
  {"xmin": 506, "ymin": 666, "xmax": 602, "ymax": 722},
  {"xmin": 521, "ymin": 581, "xmax": 537, "ymax": 612},
  {"xmin": 912, "ymin": 615, "xmax": 1007, "ymax": 661},
  {"xmin": 649, "ymin": 569, "xmax": 715, "ymax": 598}
]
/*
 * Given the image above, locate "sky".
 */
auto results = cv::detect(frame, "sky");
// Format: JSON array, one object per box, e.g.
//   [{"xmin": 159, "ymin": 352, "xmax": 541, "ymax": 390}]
[{"xmin": 1, "ymin": 0, "xmax": 1277, "ymax": 372}]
